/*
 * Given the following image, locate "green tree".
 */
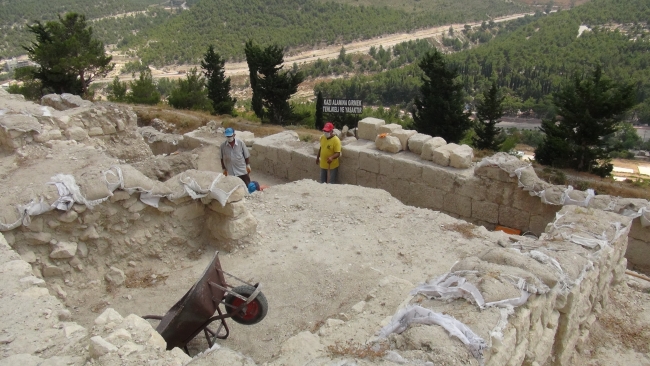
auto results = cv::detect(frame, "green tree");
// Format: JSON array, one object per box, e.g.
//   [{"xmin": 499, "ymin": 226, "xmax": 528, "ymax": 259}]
[
  {"xmin": 244, "ymin": 40, "xmax": 305, "ymax": 125},
  {"xmin": 315, "ymin": 91, "xmax": 325, "ymax": 130},
  {"xmin": 106, "ymin": 76, "xmax": 128, "ymax": 102},
  {"xmin": 244, "ymin": 40, "xmax": 264, "ymax": 118},
  {"xmin": 168, "ymin": 68, "xmax": 212, "ymax": 111},
  {"xmin": 7, "ymin": 66, "xmax": 43, "ymax": 100},
  {"xmin": 535, "ymin": 67, "xmax": 636, "ymax": 177},
  {"xmin": 201, "ymin": 45, "xmax": 236, "ymax": 115},
  {"xmin": 473, "ymin": 81, "xmax": 505, "ymax": 150},
  {"xmin": 126, "ymin": 68, "xmax": 160, "ymax": 105},
  {"xmin": 24, "ymin": 13, "xmax": 113, "ymax": 96},
  {"xmin": 412, "ymin": 49, "xmax": 471, "ymax": 143}
]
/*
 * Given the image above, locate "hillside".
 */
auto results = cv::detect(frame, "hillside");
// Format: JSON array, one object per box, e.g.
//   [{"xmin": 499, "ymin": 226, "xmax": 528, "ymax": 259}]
[{"xmin": 314, "ymin": 0, "xmax": 650, "ymax": 122}]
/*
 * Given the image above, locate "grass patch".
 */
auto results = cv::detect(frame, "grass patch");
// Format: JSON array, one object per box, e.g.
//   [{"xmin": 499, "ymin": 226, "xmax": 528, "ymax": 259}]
[
  {"xmin": 327, "ymin": 341, "xmax": 388, "ymax": 360},
  {"xmin": 442, "ymin": 222, "xmax": 479, "ymax": 239},
  {"xmin": 125, "ymin": 269, "xmax": 169, "ymax": 289}
]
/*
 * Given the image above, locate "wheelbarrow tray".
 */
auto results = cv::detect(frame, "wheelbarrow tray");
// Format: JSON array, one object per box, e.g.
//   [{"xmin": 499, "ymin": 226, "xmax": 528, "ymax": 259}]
[{"xmin": 155, "ymin": 251, "xmax": 228, "ymax": 350}]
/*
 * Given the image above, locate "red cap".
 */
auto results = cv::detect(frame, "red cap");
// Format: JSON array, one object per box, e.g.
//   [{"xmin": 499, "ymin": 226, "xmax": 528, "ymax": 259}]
[{"xmin": 322, "ymin": 122, "xmax": 334, "ymax": 132}]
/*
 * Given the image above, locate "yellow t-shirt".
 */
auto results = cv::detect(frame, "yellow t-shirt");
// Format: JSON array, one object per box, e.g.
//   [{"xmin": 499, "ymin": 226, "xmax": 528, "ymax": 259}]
[{"xmin": 319, "ymin": 135, "xmax": 341, "ymax": 169}]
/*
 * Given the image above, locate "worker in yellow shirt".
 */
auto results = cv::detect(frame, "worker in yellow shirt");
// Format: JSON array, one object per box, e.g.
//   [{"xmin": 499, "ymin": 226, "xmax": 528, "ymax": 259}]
[{"xmin": 315, "ymin": 122, "xmax": 341, "ymax": 184}]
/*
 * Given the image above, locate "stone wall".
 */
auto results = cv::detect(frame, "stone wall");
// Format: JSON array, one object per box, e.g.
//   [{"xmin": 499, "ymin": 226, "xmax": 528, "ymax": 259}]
[{"xmin": 250, "ymin": 132, "xmax": 650, "ymax": 273}]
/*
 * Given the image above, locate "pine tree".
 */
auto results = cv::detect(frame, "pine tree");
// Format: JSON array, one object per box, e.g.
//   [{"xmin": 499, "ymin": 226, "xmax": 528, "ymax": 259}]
[
  {"xmin": 24, "ymin": 13, "xmax": 113, "ymax": 97},
  {"xmin": 412, "ymin": 49, "xmax": 471, "ymax": 143},
  {"xmin": 201, "ymin": 45, "xmax": 236, "ymax": 115},
  {"xmin": 473, "ymin": 81, "xmax": 505, "ymax": 150},
  {"xmin": 535, "ymin": 67, "xmax": 636, "ymax": 177},
  {"xmin": 168, "ymin": 68, "xmax": 211, "ymax": 111},
  {"xmin": 127, "ymin": 69, "xmax": 160, "ymax": 105},
  {"xmin": 315, "ymin": 91, "xmax": 324, "ymax": 130},
  {"xmin": 244, "ymin": 40, "xmax": 305, "ymax": 125},
  {"xmin": 107, "ymin": 76, "xmax": 128, "ymax": 102}
]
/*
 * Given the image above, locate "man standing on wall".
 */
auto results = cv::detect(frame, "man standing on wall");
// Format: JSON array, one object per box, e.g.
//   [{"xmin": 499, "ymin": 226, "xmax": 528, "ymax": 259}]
[
  {"xmin": 316, "ymin": 122, "xmax": 341, "ymax": 184},
  {"xmin": 221, "ymin": 127, "xmax": 251, "ymax": 185}
]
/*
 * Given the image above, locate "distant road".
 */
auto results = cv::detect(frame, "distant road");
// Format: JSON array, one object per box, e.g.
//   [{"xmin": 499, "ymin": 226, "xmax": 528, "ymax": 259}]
[{"xmin": 98, "ymin": 12, "xmax": 534, "ymax": 83}]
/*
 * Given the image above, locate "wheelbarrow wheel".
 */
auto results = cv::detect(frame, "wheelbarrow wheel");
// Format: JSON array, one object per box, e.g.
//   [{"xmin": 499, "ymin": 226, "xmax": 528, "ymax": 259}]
[{"xmin": 225, "ymin": 285, "xmax": 268, "ymax": 325}]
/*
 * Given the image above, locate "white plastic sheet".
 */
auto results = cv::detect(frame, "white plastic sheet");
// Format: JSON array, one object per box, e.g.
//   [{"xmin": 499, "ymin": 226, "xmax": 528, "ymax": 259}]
[{"xmin": 378, "ymin": 305, "xmax": 487, "ymax": 363}]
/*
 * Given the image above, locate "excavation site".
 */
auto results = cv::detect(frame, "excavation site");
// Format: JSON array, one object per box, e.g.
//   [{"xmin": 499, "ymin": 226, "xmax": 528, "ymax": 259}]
[{"xmin": 0, "ymin": 90, "xmax": 649, "ymax": 366}]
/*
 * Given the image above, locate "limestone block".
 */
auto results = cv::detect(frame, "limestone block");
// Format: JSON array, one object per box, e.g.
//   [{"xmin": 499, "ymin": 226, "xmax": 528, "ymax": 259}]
[
  {"xmin": 105, "ymin": 266, "xmax": 126, "ymax": 287},
  {"xmin": 95, "ymin": 308, "xmax": 124, "ymax": 325},
  {"xmin": 127, "ymin": 201, "xmax": 147, "ymax": 213},
  {"xmin": 407, "ymin": 183, "xmax": 444, "ymax": 210},
  {"xmin": 340, "ymin": 145, "xmax": 360, "ymax": 169},
  {"xmin": 376, "ymin": 154, "xmax": 393, "ymax": 177},
  {"xmin": 472, "ymin": 200, "xmax": 499, "ymax": 224},
  {"xmin": 226, "ymin": 186, "xmax": 247, "ymax": 204},
  {"xmin": 20, "ymin": 251, "xmax": 37, "ymax": 263},
  {"xmin": 408, "ymin": 133, "xmax": 432, "ymax": 155},
  {"xmin": 393, "ymin": 157, "xmax": 423, "ymax": 182},
  {"xmin": 88, "ymin": 127, "xmax": 104, "ymax": 136},
  {"xmin": 420, "ymin": 137, "xmax": 447, "ymax": 161},
  {"xmin": 59, "ymin": 210, "xmax": 79, "ymax": 223},
  {"xmin": 109, "ymin": 190, "xmax": 130, "ymax": 202},
  {"xmin": 210, "ymin": 212, "xmax": 258, "ymax": 240},
  {"xmin": 172, "ymin": 201, "xmax": 205, "ymax": 221},
  {"xmin": 377, "ymin": 123, "xmax": 403, "ymax": 134},
  {"xmin": 273, "ymin": 161, "xmax": 289, "ymax": 180},
  {"xmin": 456, "ymin": 176, "xmax": 487, "ymax": 201},
  {"xmin": 208, "ymin": 200, "xmax": 247, "ymax": 217},
  {"xmin": 64, "ymin": 126, "xmax": 88, "ymax": 141},
  {"xmin": 102, "ymin": 125, "xmax": 117, "ymax": 135},
  {"xmin": 444, "ymin": 194, "xmax": 472, "ymax": 218},
  {"xmin": 359, "ymin": 149, "xmax": 380, "ymax": 173},
  {"xmin": 375, "ymin": 134, "xmax": 402, "ymax": 153},
  {"xmin": 24, "ymin": 232, "xmax": 52, "ymax": 245},
  {"xmin": 33, "ymin": 130, "xmax": 50, "ymax": 143},
  {"xmin": 237, "ymin": 130, "xmax": 255, "ymax": 146},
  {"xmin": 119, "ymin": 342, "xmax": 144, "ymax": 357},
  {"xmin": 49, "ymin": 129, "xmax": 63, "ymax": 140},
  {"xmin": 486, "ymin": 326, "xmax": 516, "ymax": 365},
  {"xmin": 357, "ymin": 170, "xmax": 377, "ymax": 188},
  {"xmin": 485, "ymin": 181, "xmax": 515, "ymax": 206},
  {"xmin": 89, "ymin": 336, "xmax": 118, "ymax": 358},
  {"xmin": 80, "ymin": 226, "xmax": 99, "ymax": 241},
  {"xmin": 499, "ymin": 205, "xmax": 530, "ymax": 231},
  {"xmin": 392, "ymin": 129, "xmax": 417, "ymax": 151},
  {"xmin": 431, "ymin": 143, "xmax": 460, "ymax": 167},
  {"xmin": 475, "ymin": 165, "xmax": 517, "ymax": 183},
  {"xmin": 449, "ymin": 144, "xmax": 474, "ymax": 169},
  {"xmin": 529, "ymin": 215, "xmax": 551, "ymax": 236},
  {"xmin": 377, "ymin": 175, "xmax": 410, "ymax": 202},
  {"xmin": 42, "ymin": 263, "xmax": 64, "ymax": 277},
  {"xmin": 50, "ymin": 241, "xmax": 78, "ymax": 259},
  {"xmin": 338, "ymin": 164, "xmax": 357, "ymax": 185},
  {"xmin": 277, "ymin": 146, "xmax": 292, "ymax": 164},
  {"xmin": 357, "ymin": 117, "xmax": 385, "ymax": 141},
  {"xmin": 63, "ymin": 322, "xmax": 86, "ymax": 339},
  {"xmin": 422, "ymin": 165, "xmax": 456, "ymax": 192},
  {"xmin": 147, "ymin": 330, "xmax": 167, "ymax": 349},
  {"xmin": 77, "ymin": 242, "xmax": 88, "ymax": 257}
]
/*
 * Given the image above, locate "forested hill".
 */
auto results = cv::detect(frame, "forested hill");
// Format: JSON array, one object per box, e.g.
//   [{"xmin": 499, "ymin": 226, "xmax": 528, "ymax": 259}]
[
  {"xmin": 123, "ymin": 0, "xmax": 529, "ymax": 66},
  {"xmin": 450, "ymin": 0, "xmax": 650, "ymax": 117},
  {"xmin": 0, "ymin": 0, "xmax": 163, "ymax": 26},
  {"xmin": 316, "ymin": 0, "xmax": 650, "ymax": 122}
]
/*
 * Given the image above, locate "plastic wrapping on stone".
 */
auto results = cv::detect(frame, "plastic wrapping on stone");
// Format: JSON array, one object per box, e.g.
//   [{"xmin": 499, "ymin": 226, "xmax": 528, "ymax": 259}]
[{"xmin": 378, "ymin": 305, "xmax": 487, "ymax": 363}]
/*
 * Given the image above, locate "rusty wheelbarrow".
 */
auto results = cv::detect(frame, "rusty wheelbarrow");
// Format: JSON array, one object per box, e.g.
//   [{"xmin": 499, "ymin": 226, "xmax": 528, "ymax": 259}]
[{"xmin": 143, "ymin": 251, "xmax": 268, "ymax": 353}]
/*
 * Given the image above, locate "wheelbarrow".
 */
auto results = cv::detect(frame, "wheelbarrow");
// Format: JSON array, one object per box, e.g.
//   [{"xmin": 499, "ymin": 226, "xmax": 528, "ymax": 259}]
[{"xmin": 142, "ymin": 251, "xmax": 268, "ymax": 353}]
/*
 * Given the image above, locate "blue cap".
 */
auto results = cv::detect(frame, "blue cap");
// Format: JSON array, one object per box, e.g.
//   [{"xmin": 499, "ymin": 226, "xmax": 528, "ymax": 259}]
[
  {"xmin": 224, "ymin": 127, "xmax": 234, "ymax": 137},
  {"xmin": 247, "ymin": 181, "xmax": 260, "ymax": 194}
]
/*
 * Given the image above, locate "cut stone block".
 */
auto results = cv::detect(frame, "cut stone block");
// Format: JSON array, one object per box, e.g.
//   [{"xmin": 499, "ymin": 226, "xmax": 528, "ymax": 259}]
[
  {"xmin": 420, "ymin": 137, "xmax": 447, "ymax": 161},
  {"xmin": 357, "ymin": 117, "xmax": 385, "ymax": 141},
  {"xmin": 375, "ymin": 135, "xmax": 402, "ymax": 153},
  {"xmin": 449, "ymin": 144, "xmax": 474, "ymax": 169},
  {"xmin": 392, "ymin": 129, "xmax": 417, "ymax": 151},
  {"xmin": 431, "ymin": 143, "xmax": 459, "ymax": 166},
  {"xmin": 377, "ymin": 123, "xmax": 403, "ymax": 135}
]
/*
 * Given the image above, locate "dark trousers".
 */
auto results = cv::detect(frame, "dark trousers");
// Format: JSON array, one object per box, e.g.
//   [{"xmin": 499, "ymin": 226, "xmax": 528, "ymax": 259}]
[
  {"xmin": 319, "ymin": 167, "xmax": 339, "ymax": 184},
  {"xmin": 237, "ymin": 174, "xmax": 251, "ymax": 185}
]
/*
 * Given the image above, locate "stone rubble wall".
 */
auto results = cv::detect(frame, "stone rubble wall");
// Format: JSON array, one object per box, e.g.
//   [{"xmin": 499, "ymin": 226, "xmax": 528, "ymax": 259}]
[
  {"xmin": 251, "ymin": 131, "xmax": 650, "ymax": 275},
  {"xmin": 0, "ymin": 92, "xmax": 136, "ymax": 151},
  {"xmin": 0, "ymin": 232, "xmax": 193, "ymax": 365}
]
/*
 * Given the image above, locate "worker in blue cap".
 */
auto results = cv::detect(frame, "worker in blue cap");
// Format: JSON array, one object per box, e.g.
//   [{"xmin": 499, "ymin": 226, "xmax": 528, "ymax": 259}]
[{"xmin": 220, "ymin": 127, "xmax": 251, "ymax": 185}]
